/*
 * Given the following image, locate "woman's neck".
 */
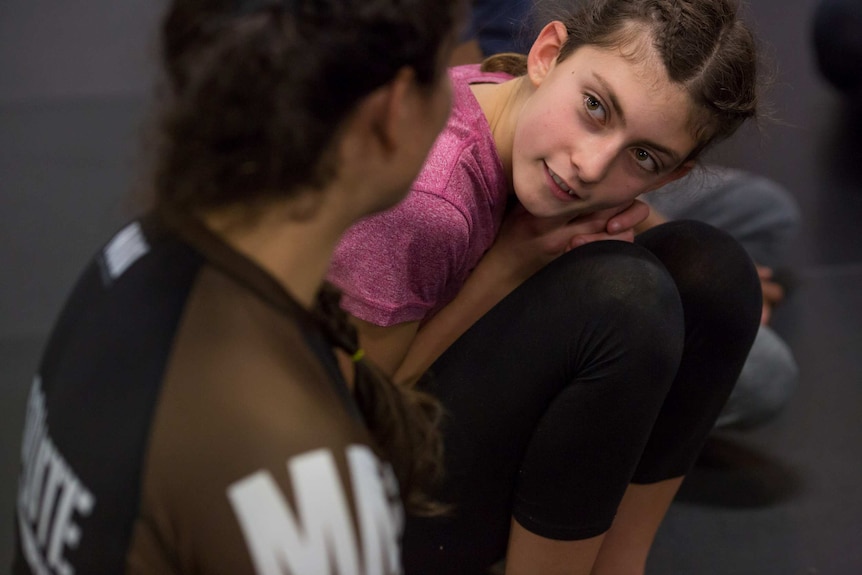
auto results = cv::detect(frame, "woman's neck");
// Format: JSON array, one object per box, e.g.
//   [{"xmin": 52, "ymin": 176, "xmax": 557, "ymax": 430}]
[
  {"xmin": 470, "ymin": 76, "xmax": 528, "ymax": 192},
  {"xmin": 201, "ymin": 200, "xmax": 344, "ymax": 310}
]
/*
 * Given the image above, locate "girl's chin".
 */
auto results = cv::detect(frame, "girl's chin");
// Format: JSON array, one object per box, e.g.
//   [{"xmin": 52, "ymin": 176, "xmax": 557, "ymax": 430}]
[
  {"xmin": 521, "ymin": 200, "xmax": 567, "ymax": 219},
  {"xmin": 514, "ymin": 184, "xmax": 576, "ymax": 216}
]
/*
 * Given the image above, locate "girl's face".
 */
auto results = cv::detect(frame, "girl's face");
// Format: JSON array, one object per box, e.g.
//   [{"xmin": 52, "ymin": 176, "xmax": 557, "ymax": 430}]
[{"xmin": 511, "ymin": 23, "xmax": 698, "ymax": 219}]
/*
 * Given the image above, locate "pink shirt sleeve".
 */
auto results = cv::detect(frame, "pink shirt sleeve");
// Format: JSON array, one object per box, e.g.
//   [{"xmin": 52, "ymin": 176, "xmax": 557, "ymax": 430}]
[
  {"xmin": 329, "ymin": 65, "xmax": 510, "ymax": 328},
  {"xmin": 328, "ymin": 190, "xmax": 471, "ymax": 327}
]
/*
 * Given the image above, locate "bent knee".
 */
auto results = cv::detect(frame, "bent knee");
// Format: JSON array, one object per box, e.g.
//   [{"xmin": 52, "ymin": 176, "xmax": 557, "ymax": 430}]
[
  {"xmin": 551, "ymin": 240, "xmax": 683, "ymax": 322},
  {"xmin": 640, "ymin": 220, "xmax": 761, "ymax": 324},
  {"xmin": 545, "ymin": 241, "xmax": 686, "ymax": 370}
]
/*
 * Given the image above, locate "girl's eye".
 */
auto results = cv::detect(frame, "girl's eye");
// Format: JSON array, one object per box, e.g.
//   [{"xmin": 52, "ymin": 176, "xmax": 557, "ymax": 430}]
[
  {"xmin": 633, "ymin": 148, "xmax": 658, "ymax": 172},
  {"xmin": 583, "ymin": 94, "xmax": 606, "ymax": 122}
]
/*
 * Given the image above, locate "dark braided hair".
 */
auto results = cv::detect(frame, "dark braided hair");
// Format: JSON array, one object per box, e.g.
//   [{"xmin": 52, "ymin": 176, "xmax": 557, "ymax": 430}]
[
  {"xmin": 314, "ymin": 284, "xmax": 446, "ymax": 515},
  {"xmin": 153, "ymin": 0, "xmax": 463, "ymax": 513},
  {"xmin": 483, "ymin": 0, "xmax": 759, "ymax": 159}
]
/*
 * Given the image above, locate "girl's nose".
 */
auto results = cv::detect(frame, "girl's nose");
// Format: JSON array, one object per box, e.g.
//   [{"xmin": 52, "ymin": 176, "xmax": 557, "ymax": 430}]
[{"xmin": 572, "ymin": 137, "xmax": 616, "ymax": 184}]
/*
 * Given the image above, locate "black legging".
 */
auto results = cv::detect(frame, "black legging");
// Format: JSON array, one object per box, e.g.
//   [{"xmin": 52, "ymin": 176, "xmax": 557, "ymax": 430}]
[{"xmin": 403, "ymin": 220, "xmax": 762, "ymax": 574}]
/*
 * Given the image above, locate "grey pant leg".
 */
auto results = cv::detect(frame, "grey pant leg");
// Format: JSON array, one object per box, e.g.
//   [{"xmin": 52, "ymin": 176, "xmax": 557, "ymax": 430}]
[
  {"xmin": 645, "ymin": 166, "xmax": 801, "ymax": 268},
  {"xmin": 645, "ymin": 167, "xmax": 802, "ymax": 429}
]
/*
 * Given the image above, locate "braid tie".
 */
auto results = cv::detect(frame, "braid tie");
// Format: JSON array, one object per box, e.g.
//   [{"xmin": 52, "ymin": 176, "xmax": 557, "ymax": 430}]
[{"xmin": 312, "ymin": 283, "xmax": 447, "ymax": 515}]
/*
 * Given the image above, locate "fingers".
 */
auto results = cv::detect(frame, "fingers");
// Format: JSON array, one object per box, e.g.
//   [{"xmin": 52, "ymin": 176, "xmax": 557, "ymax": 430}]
[
  {"xmin": 757, "ymin": 265, "xmax": 783, "ymax": 325},
  {"xmin": 606, "ymin": 200, "xmax": 650, "ymax": 234},
  {"xmin": 757, "ymin": 266, "xmax": 785, "ymax": 305},
  {"xmin": 757, "ymin": 265, "xmax": 773, "ymax": 280},
  {"xmin": 564, "ymin": 203, "xmax": 643, "ymax": 252},
  {"xmin": 566, "ymin": 229, "xmax": 635, "ymax": 252},
  {"xmin": 761, "ymin": 279, "xmax": 785, "ymax": 305}
]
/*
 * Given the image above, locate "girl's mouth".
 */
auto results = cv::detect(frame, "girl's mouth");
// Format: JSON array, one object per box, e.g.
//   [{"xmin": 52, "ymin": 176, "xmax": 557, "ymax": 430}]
[{"xmin": 545, "ymin": 163, "xmax": 582, "ymax": 201}]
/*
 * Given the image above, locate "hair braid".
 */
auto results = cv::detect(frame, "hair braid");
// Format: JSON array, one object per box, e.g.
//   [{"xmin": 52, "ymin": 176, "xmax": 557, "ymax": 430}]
[
  {"xmin": 313, "ymin": 283, "xmax": 447, "ymax": 516},
  {"xmin": 657, "ymin": 0, "xmax": 684, "ymax": 65}
]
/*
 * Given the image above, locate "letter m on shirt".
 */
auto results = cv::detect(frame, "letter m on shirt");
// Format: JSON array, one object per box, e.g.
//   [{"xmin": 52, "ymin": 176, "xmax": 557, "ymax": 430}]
[{"xmin": 228, "ymin": 448, "xmax": 390, "ymax": 575}]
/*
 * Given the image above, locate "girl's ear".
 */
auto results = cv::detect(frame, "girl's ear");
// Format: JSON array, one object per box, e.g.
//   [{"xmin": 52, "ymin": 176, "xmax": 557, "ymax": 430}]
[{"xmin": 527, "ymin": 21, "xmax": 568, "ymax": 87}]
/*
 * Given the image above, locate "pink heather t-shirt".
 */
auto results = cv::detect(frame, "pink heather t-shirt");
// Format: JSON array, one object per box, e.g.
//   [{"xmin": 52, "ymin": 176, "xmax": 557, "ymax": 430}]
[{"xmin": 328, "ymin": 65, "xmax": 513, "ymax": 326}]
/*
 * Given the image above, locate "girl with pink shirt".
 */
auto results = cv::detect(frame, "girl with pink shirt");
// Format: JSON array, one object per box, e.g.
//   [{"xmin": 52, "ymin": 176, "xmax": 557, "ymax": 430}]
[{"xmin": 330, "ymin": 0, "xmax": 763, "ymax": 573}]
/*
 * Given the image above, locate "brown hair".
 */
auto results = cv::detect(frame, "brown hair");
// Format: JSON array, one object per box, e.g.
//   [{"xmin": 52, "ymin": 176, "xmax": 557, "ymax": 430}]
[
  {"xmin": 483, "ymin": 0, "xmax": 759, "ymax": 159},
  {"xmin": 156, "ymin": 0, "xmax": 463, "ymax": 213},
  {"xmin": 154, "ymin": 0, "xmax": 464, "ymax": 514}
]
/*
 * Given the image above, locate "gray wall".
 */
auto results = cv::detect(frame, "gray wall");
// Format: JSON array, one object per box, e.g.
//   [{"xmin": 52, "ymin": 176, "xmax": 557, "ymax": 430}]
[
  {"xmin": 0, "ymin": 0, "xmax": 163, "ymax": 338},
  {"xmin": 0, "ymin": 0, "xmax": 160, "ymax": 103}
]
